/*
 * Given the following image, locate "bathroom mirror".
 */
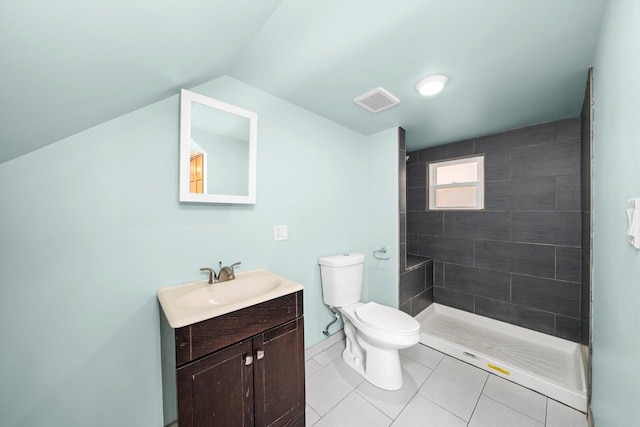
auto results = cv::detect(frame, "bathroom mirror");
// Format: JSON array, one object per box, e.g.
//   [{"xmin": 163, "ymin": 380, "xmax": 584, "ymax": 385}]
[{"xmin": 179, "ymin": 89, "xmax": 257, "ymax": 204}]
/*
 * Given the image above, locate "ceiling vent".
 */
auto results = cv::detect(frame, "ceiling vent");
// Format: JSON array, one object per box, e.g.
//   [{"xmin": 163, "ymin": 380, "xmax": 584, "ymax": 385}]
[{"xmin": 354, "ymin": 87, "xmax": 400, "ymax": 113}]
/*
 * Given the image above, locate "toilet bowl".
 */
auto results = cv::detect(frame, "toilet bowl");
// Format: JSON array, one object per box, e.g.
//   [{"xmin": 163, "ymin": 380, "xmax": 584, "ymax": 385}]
[{"xmin": 319, "ymin": 253, "xmax": 420, "ymax": 390}]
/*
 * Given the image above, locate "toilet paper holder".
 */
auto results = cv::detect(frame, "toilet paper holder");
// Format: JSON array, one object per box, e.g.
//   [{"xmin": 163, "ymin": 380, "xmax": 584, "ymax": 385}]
[{"xmin": 373, "ymin": 247, "xmax": 390, "ymax": 260}]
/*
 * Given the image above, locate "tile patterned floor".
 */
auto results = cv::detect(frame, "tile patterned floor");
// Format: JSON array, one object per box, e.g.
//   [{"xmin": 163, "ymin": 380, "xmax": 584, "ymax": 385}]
[{"xmin": 305, "ymin": 336, "xmax": 588, "ymax": 427}]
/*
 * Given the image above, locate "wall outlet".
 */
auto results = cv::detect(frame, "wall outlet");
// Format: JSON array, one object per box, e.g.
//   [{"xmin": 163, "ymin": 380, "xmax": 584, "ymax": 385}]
[{"xmin": 274, "ymin": 225, "xmax": 288, "ymax": 241}]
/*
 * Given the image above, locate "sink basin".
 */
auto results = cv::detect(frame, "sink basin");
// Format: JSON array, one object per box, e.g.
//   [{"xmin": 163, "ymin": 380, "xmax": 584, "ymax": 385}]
[
  {"xmin": 157, "ymin": 269, "xmax": 304, "ymax": 328},
  {"xmin": 177, "ymin": 276, "xmax": 282, "ymax": 308}
]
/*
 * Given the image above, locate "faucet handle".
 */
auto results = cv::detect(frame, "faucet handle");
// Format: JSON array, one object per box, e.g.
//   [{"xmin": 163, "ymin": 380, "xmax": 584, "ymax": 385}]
[
  {"xmin": 199, "ymin": 267, "xmax": 217, "ymax": 284},
  {"xmin": 228, "ymin": 261, "xmax": 241, "ymax": 279}
]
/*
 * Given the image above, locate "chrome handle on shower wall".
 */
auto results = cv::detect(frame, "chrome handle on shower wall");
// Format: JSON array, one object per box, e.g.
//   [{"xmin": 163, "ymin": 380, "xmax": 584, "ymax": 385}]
[{"xmin": 373, "ymin": 247, "xmax": 390, "ymax": 260}]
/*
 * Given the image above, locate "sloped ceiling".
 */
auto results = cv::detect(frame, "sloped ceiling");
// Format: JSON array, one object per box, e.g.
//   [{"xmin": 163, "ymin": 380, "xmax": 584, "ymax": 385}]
[{"xmin": 0, "ymin": 0, "xmax": 606, "ymax": 163}]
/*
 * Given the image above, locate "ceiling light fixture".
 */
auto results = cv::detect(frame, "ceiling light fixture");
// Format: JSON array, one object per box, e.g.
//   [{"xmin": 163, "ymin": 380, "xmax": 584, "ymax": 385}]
[{"xmin": 416, "ymin": 75, "xmax": 448, "ymax": 96}]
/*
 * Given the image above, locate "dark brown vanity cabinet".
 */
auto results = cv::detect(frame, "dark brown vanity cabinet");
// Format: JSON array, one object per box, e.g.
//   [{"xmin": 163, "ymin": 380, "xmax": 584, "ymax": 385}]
[{"xmin": 169, "ymin": 291, "xmax": 305, "ymax": 427}]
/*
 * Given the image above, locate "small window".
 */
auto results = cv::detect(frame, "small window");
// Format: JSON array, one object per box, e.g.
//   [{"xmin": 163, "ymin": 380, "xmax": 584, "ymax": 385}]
[{"xmin": 428, "ymin": 155, "xmax": 484, "ymax": 210}]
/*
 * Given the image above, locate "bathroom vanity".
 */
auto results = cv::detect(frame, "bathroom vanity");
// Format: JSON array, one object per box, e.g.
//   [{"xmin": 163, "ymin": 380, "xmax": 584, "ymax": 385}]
[{"xmin": 158, "ymin": 270, "xmax": 305, "ymax": 426}]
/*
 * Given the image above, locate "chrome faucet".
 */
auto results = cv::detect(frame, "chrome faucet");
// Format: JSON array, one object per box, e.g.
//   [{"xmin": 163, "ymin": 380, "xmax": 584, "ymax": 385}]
[
  {"xmin": 218, "ymin": 261, "xmax": 241, "ymax": 282},
  {"xmin": 200, "ymin": 261, "xmax": 242, "ymax": 284},
  {"xmin": 199, "ymin": 267, "xmax": 217, "ymax": 284}
]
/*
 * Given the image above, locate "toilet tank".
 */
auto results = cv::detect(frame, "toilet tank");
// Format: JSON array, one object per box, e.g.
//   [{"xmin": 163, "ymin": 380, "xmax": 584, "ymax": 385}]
[{"xmin": 318, "ymin": 253, "xmax": 365, "ymax": 307}]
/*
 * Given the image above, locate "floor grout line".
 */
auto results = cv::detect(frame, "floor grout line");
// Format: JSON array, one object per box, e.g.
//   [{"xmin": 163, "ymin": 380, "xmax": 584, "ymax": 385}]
[
  {"xmin": 467, "ymin": 371, "xmax": 491, "ymax": 424},
  {"xmin": 305, "ymin": 339, "xmax": 587, "ymax": 427}
]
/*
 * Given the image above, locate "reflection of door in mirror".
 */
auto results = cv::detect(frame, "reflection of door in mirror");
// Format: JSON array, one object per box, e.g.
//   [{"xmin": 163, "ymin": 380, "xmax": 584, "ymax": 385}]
[{"xmin": 190, "ymin": 152, "xmax": 204, "ymax": 194}]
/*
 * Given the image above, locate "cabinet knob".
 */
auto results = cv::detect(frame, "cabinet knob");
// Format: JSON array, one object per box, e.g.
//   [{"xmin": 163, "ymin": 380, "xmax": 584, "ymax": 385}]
[
  {"xmin": 256, "ymin": 349, "xmax": 264, "ymax": 360},
  {"xmin": 244, "ymin": 355, "xmax": 254, "ymax": 366}
]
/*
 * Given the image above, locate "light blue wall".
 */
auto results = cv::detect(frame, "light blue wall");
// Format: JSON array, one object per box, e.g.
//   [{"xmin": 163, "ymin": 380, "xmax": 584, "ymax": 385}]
[
  {"xmin": 0, "ymin": 76, "xmax": 399, "ymax": 426},
  {"xmin": 591, "ymin": 1, "xmax": 640, "ymax": 425},
  {"xmin": 365, "ymin": 128, "xmax": 400, "ymax": 307}
]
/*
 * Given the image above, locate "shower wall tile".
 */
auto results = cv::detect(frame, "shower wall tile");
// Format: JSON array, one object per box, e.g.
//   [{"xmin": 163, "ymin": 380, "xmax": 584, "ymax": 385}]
[
  {"xmin": 417, "ymin": 236, "xmax": 474, "ymax": 266},
  {"xmin": 482, "ymin": 150, "xmax": 510, "ymax": 182},
  {"xmin": 580, "ymin": 238, "xmax": 591, "ymax": 343},
  {"xmin": 410, "ymin": 261, "xmax": 434, "ymax": 316},
  {"xmin": 510, "ymin": 142, "xmax": 580, "ymax": 179},
  {"xmin": 434, "ymin": 261, "xmax": 443, "ymax": 287},
  {"xmin": 406, "ymin": 187, "xmax": 426, "ymax": 211},
  {"xmin": 400, "ymin": 265, "xmax": 426, "ymax": 306},
  {"xmin": 407, "ymin": 254, "xmax": 430, "ymax": 270},
  {"xmin": 399, "ymin": 129, "xmax": 407, "ymax": 214},
  {"xmin": 475, "ymin": 122, "xmax": 554, "ymax": 152},
  {"xmin": 399, "ymin": 128, "xmax": 434, "ymax": 314},
  {"xmin": 444, "ymin": 211, "xmax": 510, "ymax": 241},
  {"xmin": 416, "ymin": 139, "xmax": 474, "ymax": 163},
  {"xmin": 475, "ymin": 241, "xmax": 555, "ymax": 278},
  {"xmin": 556, "ymin": 246, "xmax": 581, "ymax": 283},
  {"xmin": 410, "ymin": 290, "xmax": 433, "ymax": 316},
  {"xmin": 556, "ymin": 174, "xmax": 581, "ymax": 211},
  {"xmin": 555, "ymin": 117, "xmax": 581, "ymax": 144},
  {"xmin": 511, "ymin": 211, "xmax": 581, "ymax": 246},
  {"xmin": 407, "ymin": 234, "xmax": 418, "ymax": 254},
  {"xmin": 399, "ymin": 130, "xmax": 407, "ymax": 277},
  {"xmin": 484, "ymin": 177, "xmax": 557, "ymax": 211},
  {"xmin": 399, "ymin": 157, "xmax": 406, "ymax": 187},
  {"xmin": 434, "ymin": 286, "xmax": 475, "ymax": 312},
  {"xmin": 407, "ymin": 163, "xmax": 426, "ymax": 188},
  {"xmin": 580, "ymin": 147, "xmax": 592, "ymax": 213},
  {"xmin": 444, "ymin": 264, "xmax": 510, "ymax": 301},
  {"xmin": 555, "ymin": 315, "xmax": 580, "ymax": 342},
  {"xmin": 406, "ymin": 117, "xmax": 582, "ymax": 342},
  {"xmin": 408, "ymin": 211, "xmax": 443, "ymax": 236},
  {"xmin": 581, "ymin": 211, "xmax": 591, "ymax": 253},
  {"xmin": 511, "ymin": 275, "xmax": 580, "ymax": 318},
  {"xmin": 474, "ymin": 297, "xmax": 555, "ymax": 335},
  {"xmin": 399, "ymin": 257, "xmax": 433, "ymax": 315},
  {"xmin": 581, "ymin": 248, "xmax": 590, "ymax": 284},
  {"xmin": 580, "ymin": 279, "xmax": 590, "ymax": 344},
  {"xmin": 399, "ymin": 184, "xmax": 407, "ymax": 213},
  {"xmin": 424, "ymin": 260, "xmax": 433, "ymax": 287},
  {"xmin": 400, "ymin": 300, "xmax": 410, "ymax": 315},
  {"xmin": 474, "ymin": 132, "xmax": 509, "ymax": 153},
  {"xmin": 425, "ymin": 191, "xmax": 431, "ymax": 212}
]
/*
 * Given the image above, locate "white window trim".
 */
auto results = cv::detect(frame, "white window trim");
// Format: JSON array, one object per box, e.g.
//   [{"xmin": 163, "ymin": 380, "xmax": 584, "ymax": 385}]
[{"xmin": 428, "ymin": 155, "xmax": 485, "ymax": 210}]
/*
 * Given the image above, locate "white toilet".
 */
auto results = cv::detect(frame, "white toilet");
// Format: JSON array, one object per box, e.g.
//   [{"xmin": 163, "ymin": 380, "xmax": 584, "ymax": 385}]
[{"xmin": 319, "ymin": 253, "xmax": 420, "ymax": 390}]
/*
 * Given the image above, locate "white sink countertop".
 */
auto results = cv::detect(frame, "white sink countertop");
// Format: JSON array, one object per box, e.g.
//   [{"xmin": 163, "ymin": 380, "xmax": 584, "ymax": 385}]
[{"xmin": 157, "ymin": 269, "xmax": 304, "ymax": 328}]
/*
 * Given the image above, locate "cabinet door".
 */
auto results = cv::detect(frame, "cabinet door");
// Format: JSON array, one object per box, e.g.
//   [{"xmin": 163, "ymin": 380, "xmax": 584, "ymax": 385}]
[
  {"xmin": 253, "ymin": 318, "xmax": 305, "ymax": 427},
  {"xmin": 177, "ymin": 340, "xmax": 254, "ymax": 427}
]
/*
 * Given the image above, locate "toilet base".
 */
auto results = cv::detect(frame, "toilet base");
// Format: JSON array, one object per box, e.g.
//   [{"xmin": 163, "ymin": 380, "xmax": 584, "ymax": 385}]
[{"xmin": 342, "ymin": 321, "xmax": 404, "ymax": 390}]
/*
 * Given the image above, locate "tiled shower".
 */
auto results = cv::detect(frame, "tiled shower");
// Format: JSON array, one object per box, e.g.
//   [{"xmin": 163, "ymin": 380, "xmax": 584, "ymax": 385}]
[
  {"xmin": 398, "ymin": 112, "xmax": 591, "ymax": 344},
  {"xmin": 398, "ymin": 128, "xmax": 434, "ymax": 317}
]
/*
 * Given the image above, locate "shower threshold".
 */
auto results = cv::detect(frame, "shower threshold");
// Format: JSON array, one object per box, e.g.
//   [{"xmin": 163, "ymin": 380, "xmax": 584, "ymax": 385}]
[{"xmin": 415, "ymin": 303, "xmax": 587, "ymax": 412}]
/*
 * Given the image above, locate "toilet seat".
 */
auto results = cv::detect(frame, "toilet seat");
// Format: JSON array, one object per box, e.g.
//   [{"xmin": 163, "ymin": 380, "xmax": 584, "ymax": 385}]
[{"xmin": 355, "ymin": 302, "xmax": 420, "ymax": 335}]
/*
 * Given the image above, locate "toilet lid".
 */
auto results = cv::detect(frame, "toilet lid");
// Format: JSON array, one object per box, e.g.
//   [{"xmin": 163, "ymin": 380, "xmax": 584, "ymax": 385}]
[{"xmin": 355, "ymin": 302, "xmax": 420, "ymax": 335}]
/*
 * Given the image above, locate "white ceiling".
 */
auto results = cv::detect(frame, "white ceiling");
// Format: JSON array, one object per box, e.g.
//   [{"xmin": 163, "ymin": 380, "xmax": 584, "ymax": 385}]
[{"xmin": 0, "ymin": 0, "xmax": 606, "ymax": 163}]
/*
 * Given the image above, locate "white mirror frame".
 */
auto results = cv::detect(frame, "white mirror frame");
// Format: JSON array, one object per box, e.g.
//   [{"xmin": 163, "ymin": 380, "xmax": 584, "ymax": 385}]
[{"xmin": 179, "ymin": 89, "xmax": 257, "ymax": 204}]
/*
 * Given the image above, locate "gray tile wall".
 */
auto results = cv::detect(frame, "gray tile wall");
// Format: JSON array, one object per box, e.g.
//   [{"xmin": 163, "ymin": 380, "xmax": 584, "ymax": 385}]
[
  {"xmin": 399, "ymin": 127, "xmax": 434, "ymax": 316},
  {"xmin": 406, "ymin": 118, "xmax": 583, "ymax": 342},
  {"xmin": 399, "ymin": 257, "xmax": 433, "ymax": 316},
  {"xmin": 399, "ymin": 128, "xmax": 407, "ymax": 273}
]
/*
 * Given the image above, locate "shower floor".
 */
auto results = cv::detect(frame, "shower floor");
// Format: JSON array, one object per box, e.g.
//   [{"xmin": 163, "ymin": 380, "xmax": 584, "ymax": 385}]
[{"xmin": 415, "ymin": 303, "xmax": 587, "ymax": 412}]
